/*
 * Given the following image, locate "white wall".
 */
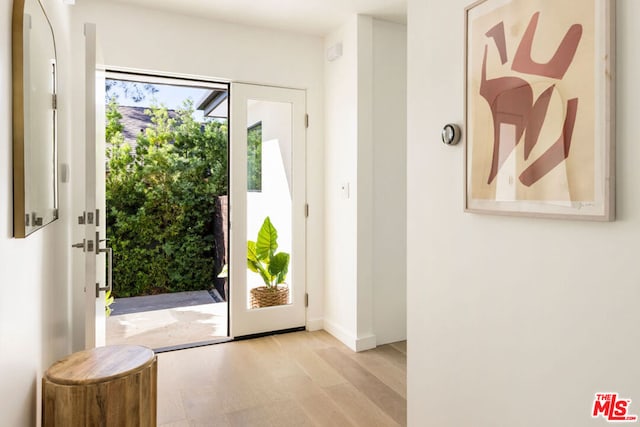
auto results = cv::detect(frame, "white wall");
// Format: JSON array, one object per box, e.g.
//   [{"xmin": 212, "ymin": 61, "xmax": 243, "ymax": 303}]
[
  {"xmin": 407, "ymin": 1, "xmax": 640, "ymax": 426},
  {"xmin": 355, "ymin": 15, "xmax": 377, "ymax": 351},
  {"xmin": 372, "ymin": 20, "xmax": 407, "ymax": 345},
  {"xmin": 324, "ymin": 15, "xmax": 360, "ymax": 348},
  {"xmin": 324, "ymin": 15, "xmax": 407, "ymax": 350},
  {"xmin": 0, "ymin": 0, "xmax": 74, "ymax": 425},
  {"xmin": 69, "ymin": 0, "xmax": 326, "ymax": 331}
]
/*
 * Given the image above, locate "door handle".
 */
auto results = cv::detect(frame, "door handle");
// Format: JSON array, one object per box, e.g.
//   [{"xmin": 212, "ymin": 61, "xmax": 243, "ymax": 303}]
[
  {"xmin": 96, "ymin": 245, "xmax": 113, "ymax": 298},
  {"xmin": 72, "ymin": 239, "xmax": 94, "ymax": 252}
]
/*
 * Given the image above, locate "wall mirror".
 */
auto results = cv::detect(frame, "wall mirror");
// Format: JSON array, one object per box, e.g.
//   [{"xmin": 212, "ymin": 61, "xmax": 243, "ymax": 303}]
[{"xmin": 12, "ymin": 0, "xmax": 58, "ymax": 238}]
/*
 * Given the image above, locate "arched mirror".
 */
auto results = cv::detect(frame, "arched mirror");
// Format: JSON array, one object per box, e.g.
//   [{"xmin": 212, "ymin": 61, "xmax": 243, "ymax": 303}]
[{"xmin": 12, "ymin": 0, "xmax": 58, "ymax": 238}]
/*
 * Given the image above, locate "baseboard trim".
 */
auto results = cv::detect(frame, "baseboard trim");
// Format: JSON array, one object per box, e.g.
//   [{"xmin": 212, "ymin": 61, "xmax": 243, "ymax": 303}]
[
  {"xmin": 323, "ymin": 320, "xmax": 377, "ymax": 352},
  {"xmin": 355, "ymin": 333, "xmax": 376, "ymax": 352},
  {"xmin": 323, "ymin": 319, "xmax": 357, "ymax": 351}
]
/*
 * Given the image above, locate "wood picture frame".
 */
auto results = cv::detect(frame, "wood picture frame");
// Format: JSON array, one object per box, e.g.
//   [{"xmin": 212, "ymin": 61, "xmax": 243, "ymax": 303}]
[{"xmin": 464, "ymin": 0, "xmax": 615, "ymax": 220}]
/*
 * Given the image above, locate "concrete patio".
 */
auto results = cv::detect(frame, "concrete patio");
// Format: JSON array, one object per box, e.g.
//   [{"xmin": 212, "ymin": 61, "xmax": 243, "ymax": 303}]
[{"xmin": 106, "ymin": 290, "xmax": 228, "ymax": 350}]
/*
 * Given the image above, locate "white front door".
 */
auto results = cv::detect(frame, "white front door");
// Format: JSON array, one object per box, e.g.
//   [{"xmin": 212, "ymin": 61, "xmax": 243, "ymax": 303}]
[
  {"xmin": 229, "ymin": 83, "xmax": 306, "ymax": 337},
  {"xmin": 73, "ymin": 23, "xmax": 107, "ymax": 349}
]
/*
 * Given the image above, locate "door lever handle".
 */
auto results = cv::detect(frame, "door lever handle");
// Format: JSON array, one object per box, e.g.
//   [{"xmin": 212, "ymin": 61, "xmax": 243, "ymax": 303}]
[
  {"xmin": 96, "ymin": 246, "xmax": 113, "ymax": 297},
  {"xmin": 71, "ymin": 239, "xmax": 94, "ymax": 252}
]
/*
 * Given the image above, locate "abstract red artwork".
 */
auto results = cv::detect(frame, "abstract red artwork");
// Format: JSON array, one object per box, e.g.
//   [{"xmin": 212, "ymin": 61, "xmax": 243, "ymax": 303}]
[{"xmin": 464, "ymin": 0, "xmax": 615, "ymax": 220}]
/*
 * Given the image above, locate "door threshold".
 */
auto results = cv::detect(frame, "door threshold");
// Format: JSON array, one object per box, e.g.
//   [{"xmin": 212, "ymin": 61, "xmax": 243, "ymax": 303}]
[
  {"xmin": 153, "ymin": 326, "xmax": 306, "ymax": 354},
  {"xmin": 153, "ymin": 337, "xmax": 233, "ymax": 354},
  {"xmin": 233, "ymin": 326, "xmax": 305, "ymax": 341}
]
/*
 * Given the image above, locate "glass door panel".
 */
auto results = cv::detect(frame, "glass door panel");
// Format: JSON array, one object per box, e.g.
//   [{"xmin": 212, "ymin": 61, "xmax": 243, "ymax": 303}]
[
  {"xmin": 246, "ymin": 100, "xmax": 293, "ymax": 309},
  {"xmin": 230, "ymin": 83, "xmax": 306, "ymax": 337}
]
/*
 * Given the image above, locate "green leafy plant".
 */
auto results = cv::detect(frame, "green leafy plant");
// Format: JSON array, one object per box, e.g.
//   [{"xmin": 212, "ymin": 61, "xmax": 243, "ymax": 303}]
[
  {"xmin": 247, "ymin": 217, "xmax": 290, "ymax": 289},
  {"xmin": 105, "ymin": 290, "xmax": 114, "ymax": 316}
]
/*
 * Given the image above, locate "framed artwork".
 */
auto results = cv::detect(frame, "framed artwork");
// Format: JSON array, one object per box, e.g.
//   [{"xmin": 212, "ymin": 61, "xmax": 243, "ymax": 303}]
[{"xmin": 464, "ymin": 0, "xmax": 615, "ymax": 220}]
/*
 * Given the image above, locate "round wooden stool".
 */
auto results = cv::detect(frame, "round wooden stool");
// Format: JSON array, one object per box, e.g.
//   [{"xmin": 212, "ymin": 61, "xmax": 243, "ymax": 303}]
[{"xmin": 42, "ymin": 345, "xmax": 157, "ymax": 426}]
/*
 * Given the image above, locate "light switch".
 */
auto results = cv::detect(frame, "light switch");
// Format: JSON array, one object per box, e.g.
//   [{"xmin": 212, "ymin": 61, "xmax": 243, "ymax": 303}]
[
  {"xmin": 340, "ymin": 182, "xmax": 350, "ymax": 199},
  {"xmin": 59, "ymin": 163, "xmax": 69, "ymax": 183}
]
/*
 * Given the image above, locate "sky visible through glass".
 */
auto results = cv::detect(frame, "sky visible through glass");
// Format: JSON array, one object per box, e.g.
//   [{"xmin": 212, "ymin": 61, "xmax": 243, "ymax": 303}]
[{"xmin": 107, "ymin": 79, "xmax": 213, "ymax": 122}]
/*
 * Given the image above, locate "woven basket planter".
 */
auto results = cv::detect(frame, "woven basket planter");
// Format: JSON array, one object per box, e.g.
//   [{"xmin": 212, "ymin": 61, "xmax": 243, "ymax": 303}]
[{"xmin": 250, "ymin": 286, "xmax": 289, "ymax": 308}]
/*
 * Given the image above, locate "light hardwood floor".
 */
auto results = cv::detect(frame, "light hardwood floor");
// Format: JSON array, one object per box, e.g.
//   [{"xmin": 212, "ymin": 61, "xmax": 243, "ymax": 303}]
[{"xmin": 157, "ymin": 330, "xmax": 407, "ymax": 426}]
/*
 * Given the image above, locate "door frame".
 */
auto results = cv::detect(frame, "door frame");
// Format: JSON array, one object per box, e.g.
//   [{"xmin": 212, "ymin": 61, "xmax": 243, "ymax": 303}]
[
  {"xmin": 99, "ymin": 69, "xmax": 232, "ymax": 348},
  {"xmin": 80, "ymin": 22, "xmax": 106, "ymax": 349},
  {"xmin": 77, "ymin": 50, "xmax": 309, "ymax": 346}
]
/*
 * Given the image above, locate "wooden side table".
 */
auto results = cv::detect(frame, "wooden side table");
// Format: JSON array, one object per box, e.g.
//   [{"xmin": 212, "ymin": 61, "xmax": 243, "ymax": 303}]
[{"xmin": 42, "ymin": 345, "xmax": 157, "ymax": 426}]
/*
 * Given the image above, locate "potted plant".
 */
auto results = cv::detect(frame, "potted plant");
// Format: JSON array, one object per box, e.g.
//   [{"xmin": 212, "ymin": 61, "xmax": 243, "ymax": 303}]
[{"xmin": 247, "ymin": 217, "xmax": 290, "ymax": 308}]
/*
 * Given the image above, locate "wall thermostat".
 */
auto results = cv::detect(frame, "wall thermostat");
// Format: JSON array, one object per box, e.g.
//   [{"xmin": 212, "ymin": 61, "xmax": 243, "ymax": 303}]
[{"xmin": 441, "ymin": 124, "xmax": 461, "ymax": 145}]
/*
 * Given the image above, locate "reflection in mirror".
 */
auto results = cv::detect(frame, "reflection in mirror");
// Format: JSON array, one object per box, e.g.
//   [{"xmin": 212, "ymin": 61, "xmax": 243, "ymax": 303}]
[{"xmin": 12, "ymin": 0, "xmax": 58, "ymax": 238}]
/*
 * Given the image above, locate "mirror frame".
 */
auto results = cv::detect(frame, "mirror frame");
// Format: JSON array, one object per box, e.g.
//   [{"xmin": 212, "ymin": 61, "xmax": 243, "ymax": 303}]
[{"xmin": 12, "ymin": 0, "xmax": 59, "ymax": 238}]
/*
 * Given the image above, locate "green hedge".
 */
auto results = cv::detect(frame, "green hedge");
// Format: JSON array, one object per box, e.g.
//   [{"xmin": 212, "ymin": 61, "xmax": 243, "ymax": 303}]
[{"xmin": 106, "ymin": 100, "xmax": 228, "ymax": 297}]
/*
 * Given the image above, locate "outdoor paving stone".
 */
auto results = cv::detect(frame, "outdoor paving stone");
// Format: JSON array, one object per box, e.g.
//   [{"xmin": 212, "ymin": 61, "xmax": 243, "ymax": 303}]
[{"xmin": 111, "ymin": 290, "xmax": 216, "ymax": 315}]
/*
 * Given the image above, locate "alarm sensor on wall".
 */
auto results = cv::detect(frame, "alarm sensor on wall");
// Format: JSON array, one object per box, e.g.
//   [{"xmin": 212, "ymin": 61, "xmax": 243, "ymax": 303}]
[{"xmin": 327, "ymin": 43, "xmax": 343, "ymax": 62}]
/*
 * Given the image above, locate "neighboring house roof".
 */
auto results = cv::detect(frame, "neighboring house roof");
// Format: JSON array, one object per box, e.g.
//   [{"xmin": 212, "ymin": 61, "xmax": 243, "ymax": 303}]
[
  {"xmin": 117, "ymin": 105, "xmax": 178, "ymax": 145},
  {"xmin": 195, "ymin": 90, "xmax": 228, "ymax": 119}
]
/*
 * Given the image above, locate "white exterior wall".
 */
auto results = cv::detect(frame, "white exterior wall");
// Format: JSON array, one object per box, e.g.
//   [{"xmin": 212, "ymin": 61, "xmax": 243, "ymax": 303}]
[
  {"xmin": 247, "ymin": 100, "xmax": 293, "ymax": 192},
  {"xmin": 0, "ymin": 0, "xmax": 74, "ymax": 425},
  {"xmin": 407, "ymin": 1, "xmax": 640, "ymax": 426},
  {"xmin": 69, "ymin": 0, "xmax": 326, "ymax": 339}
]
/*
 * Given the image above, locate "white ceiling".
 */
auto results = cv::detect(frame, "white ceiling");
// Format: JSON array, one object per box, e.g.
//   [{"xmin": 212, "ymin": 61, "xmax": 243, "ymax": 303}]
[{"xmin": 111, "ymin": 0, "xmax": 407, "ymax": 36}]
